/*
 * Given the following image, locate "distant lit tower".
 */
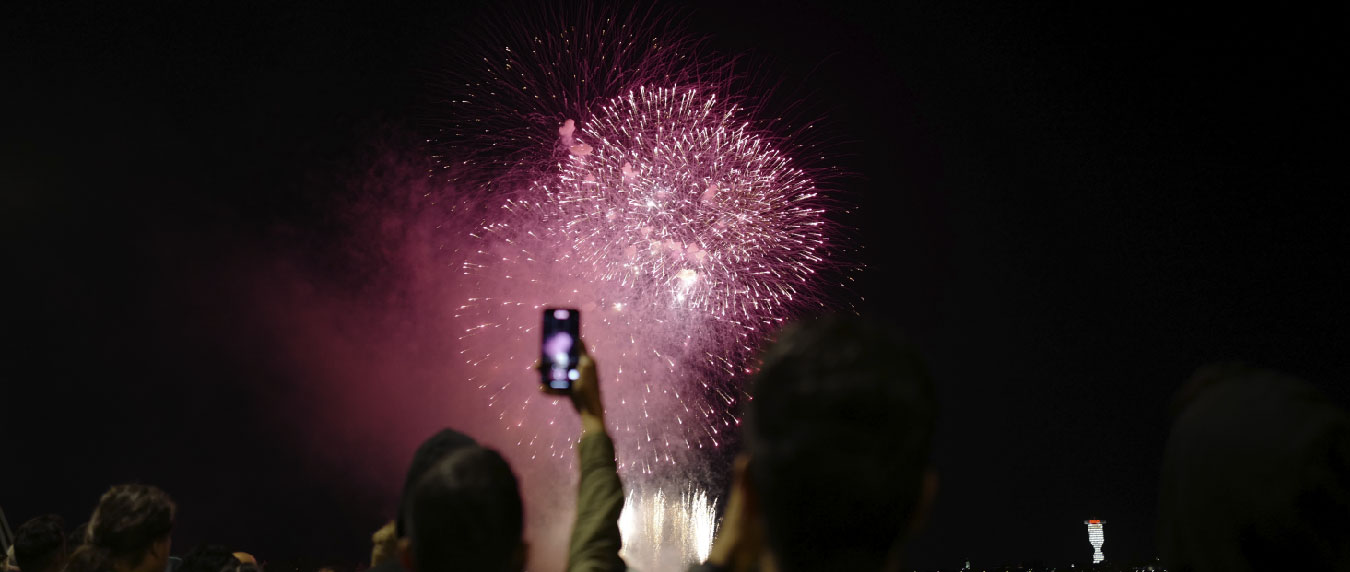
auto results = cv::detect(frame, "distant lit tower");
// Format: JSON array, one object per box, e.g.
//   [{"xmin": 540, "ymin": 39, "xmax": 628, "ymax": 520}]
[{"xmin": 1084, "ymin": 519, "xmax": 1106, "ymax": 564}]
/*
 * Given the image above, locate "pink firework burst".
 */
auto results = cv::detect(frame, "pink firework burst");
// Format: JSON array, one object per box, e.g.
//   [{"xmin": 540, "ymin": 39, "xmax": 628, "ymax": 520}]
[
  {"xmin": 439, "ymin": 6, "xmax": 849, "ymax": 480},
  {"xmin": 546, "ymin": 85, "xmax": 830, "ymax": 323},
  {"xmin": 452, "ymin": 87, "xmax": 838, "ymax": 476}
]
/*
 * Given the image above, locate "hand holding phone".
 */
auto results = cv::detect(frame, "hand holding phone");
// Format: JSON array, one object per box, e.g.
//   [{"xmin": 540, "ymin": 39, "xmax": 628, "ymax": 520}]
[{"xmin": 538, "ymin": 309, "xmax": 605, "ymax": 431}]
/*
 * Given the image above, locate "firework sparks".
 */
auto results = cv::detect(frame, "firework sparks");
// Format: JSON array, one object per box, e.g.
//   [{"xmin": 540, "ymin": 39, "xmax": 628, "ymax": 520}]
[
  {"xmin": 431, "ymin": 5, "xmax": 721, "ymax": 192},
  {"xmin": 546, "ymin": 85, "xmax": 828, "ymax": 320},
  {"xmin": 434, "ymin": 8, "xmax": 848, "ymax": 566},
  {"xmin": 619, "ymin": 486, "xmax": 719, "ymax": 570},
  {"xmin": 454, "ymin": 83, "xmax": 832, "ymax": 472}
]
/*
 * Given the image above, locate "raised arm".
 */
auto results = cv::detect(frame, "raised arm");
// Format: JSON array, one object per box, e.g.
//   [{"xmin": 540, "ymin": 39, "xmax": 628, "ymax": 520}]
[{"xmin": 563, "ymin": 347, "xmax": 627, "ymax": 572}]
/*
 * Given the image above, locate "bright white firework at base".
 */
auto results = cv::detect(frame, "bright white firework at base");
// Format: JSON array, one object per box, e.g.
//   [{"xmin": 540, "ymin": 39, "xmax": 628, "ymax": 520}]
[{"xmin": 619, "ymin": 486, "xmax": 719, "ymax": 571}]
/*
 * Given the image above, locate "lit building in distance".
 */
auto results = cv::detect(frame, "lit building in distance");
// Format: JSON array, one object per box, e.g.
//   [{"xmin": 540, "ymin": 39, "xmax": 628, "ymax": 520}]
[{"xmin": 1084, "ymin": 519, "xmax": 1106, "ymax": 564}]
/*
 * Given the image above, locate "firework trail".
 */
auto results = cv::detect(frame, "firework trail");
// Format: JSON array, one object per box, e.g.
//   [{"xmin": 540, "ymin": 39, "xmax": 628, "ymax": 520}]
[{"xmin": 432, "ymin": 4, "xmax": 849, "ymax": 568}]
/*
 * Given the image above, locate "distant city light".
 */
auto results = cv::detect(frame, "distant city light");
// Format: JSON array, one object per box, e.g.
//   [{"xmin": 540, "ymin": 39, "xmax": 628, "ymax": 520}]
[{"xmin": 1084, "ymin": 519, "xmax": 1106, "ymax": 564}]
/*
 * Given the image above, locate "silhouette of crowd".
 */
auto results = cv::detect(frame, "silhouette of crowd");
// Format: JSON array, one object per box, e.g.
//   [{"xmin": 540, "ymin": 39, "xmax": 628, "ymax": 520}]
[{"xmin": 5, "ymin": 315, "xmax": 1347, "ymax": 572}]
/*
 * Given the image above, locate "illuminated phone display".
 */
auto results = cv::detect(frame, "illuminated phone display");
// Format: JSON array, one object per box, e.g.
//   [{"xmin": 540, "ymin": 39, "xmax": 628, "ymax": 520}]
[{"xmin": 541, "ymin": 308, "xmax": 581, "ymax": 391}]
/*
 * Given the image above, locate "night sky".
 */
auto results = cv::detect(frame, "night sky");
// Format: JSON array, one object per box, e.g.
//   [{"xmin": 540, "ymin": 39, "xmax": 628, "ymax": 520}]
[{"xmin": 4, "ymin": 2, "xmax": 1346, "ymax": 570}]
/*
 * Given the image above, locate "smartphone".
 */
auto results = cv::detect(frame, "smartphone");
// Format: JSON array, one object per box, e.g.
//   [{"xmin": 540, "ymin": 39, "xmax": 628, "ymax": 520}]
[{"xmin": 541, "ymin": 308, "xmax": 581, "ymax": 391}]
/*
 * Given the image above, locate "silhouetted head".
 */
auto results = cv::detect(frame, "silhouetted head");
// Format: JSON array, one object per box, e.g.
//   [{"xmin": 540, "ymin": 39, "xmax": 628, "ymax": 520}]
[
  {"xmin": 67, "ymin": 484, "xmax": 175, "ymax": 572},
  {"xmin": 396, "ymin": 429, "xmax": 478, "ymax": 538},
  {"xmin": 404, "ymin": 446, "xmax": 525, "ymax": 572},
  {"xmin": 745, "ymin": 315, "xmax": 938, "ymax": 572},
  {"xmin": 1160, "ymin": 363, "xmax": 1350, "ymax": 572},
  {"xmin": 14, "ymin": 514, "xmax": 66, "ymax": 572}
]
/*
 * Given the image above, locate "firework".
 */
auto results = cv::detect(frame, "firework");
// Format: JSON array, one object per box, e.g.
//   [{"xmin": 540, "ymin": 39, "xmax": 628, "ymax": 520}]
[
  {"xmin": 546, "ymin": 85, "xmax": 829, "ymax": 319},
  {"xmin": 618, "ymin": 486, "xmax": 719, "ymax": 570},
  {"xmin": 436, "ymin": 6, "xmax": 848, "ymax": 567},
  {"xmin": 454, "ymin": 82, "xmax": 834, "ymax": 473}
]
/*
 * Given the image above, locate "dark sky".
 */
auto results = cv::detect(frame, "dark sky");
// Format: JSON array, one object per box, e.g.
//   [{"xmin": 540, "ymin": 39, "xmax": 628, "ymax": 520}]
[{"xmin": 4, "ymin": 2, "xmax": 1346, "ymax": 570}]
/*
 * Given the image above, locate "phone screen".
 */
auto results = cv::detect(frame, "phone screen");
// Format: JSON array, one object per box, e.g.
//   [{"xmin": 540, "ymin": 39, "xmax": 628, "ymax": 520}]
[{"xmin": 541, "ymin": 308, "xmax": 581, "ymax": 391}]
